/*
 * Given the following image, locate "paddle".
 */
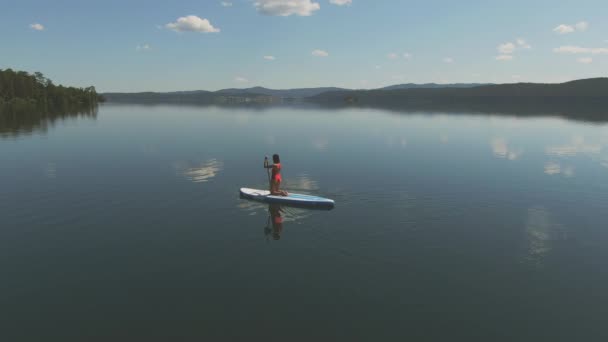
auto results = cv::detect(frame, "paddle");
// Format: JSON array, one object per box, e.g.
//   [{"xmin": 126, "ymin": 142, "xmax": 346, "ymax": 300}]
[{"xmin": 264, "ymin": 155, "xmax": 271, "ymax": 190}]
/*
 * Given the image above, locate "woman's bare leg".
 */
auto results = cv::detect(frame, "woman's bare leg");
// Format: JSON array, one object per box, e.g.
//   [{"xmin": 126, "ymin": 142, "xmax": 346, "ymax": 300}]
[
  {"xmin": 270, "ymin": 180, "xmax": 281, "ymax": 195},
  {"xmin": 270, "ymin": 180, "xmax": 288, "ymax": 196}
]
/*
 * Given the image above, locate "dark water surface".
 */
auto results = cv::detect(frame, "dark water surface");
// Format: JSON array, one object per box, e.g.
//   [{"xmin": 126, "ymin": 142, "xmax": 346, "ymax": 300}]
[{"xmin": 2, "ymin": 104, "xmax": 608, "ymax": 341}]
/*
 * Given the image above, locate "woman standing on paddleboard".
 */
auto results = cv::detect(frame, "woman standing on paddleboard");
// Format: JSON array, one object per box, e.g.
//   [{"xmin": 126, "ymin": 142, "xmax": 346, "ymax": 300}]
[{"xmin": 264, "ymin": 154, "xmax": 288, "ymax": 196}]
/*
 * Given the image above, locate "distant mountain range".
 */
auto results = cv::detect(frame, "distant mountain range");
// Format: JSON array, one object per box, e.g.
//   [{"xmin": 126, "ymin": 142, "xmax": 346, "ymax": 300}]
[
  {"xmin": 102, "ymin": 79, "xmax": 608, "ymax": 109},
  {"xmin": 213, "ymin": 86, "xmax": 348, "ymax": 98},
  {"xmin": 102, "ymin": 83, "xmax": 484, "ymax": 103},
  {"xmin": 310, "ymin": 78, "xmax": 608, "ymax": 103},
  {"xmin": 103, "ymin": 86, "xmax": 349, "ymax": 103},
  {"xmin": 381, "ymin": 83, "xmax": 490, "ymax": 90}
]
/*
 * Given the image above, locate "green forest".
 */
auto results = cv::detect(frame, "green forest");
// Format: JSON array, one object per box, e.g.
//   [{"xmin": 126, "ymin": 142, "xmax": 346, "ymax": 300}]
[{"xmin": 0, "ymin": 69, "xmax": 104, "ymax": 114}]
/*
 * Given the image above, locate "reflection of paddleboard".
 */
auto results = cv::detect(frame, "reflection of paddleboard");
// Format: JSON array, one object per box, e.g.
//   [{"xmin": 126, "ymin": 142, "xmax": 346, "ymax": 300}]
[{"xmin": 240, "ymin": 188, "xmax": 335, "ymax": 209}]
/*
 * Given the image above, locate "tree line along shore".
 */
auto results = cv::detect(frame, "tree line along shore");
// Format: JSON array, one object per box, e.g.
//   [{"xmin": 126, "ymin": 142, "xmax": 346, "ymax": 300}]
[{"xmin": 0, "ymin": 69, "xmax": 104, "ymax": 114}]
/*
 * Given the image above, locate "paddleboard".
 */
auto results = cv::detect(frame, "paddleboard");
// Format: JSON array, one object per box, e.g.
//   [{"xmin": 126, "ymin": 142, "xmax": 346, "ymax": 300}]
[{"xmin": 240, "ymin": 188, "xmax": 335, "ymax": 209}]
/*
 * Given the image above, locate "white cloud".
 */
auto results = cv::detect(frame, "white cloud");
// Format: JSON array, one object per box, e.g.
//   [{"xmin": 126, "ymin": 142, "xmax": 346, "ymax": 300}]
[
  {"xmin": 235, "ymin": 76, "xmax": 249, "ymax": 83},
  {"xmin": 553, "ymin": 46, "xmax": 608, "ymax": 54},
  {"xmin": 30, "ymin": 23, "xmax": 44, "ymax": 31},
  {"xmin": 263, "ymin": 55, "xmax": 276, "ymax": 60},
  {"xmin": 578, "ymin": 57, "xmax": 593, "ymax": 64},
  {"xmin": 496, "ymin": 55, "xmax": 514, "ymax": 61},
  {"xmin": 516, "ymin": 38, "xmax": 531, "ymax": 49},
  {"xmin": 512, "ymin": 75, "xmax": 522, "ymax": 80},
  {"xmin": 496, "ymin": 39, "xmax": 530, "ymax": 60},
  {"xmin": 498, "ymin": 42, "xmax": 516, "ymax": 54},
  {"xmin": 254, "ymin": 0, "xmax": 320, "ymax": 16},
  {"xmin": 554, "ymin": 21, "xmax": 589, "ymax": 34},
  {"xmin": 554, "ymin": 24, "xmax": 575, "ymax": 34},
  {"xmin": 166, "ymin": 15, "xmax": 220, "ymax": 33},
  {"xmin": 136, "ymin": 44, "xmax": 151, "ymax": 51},
  {"xmin": 312, "ymin": 49, "xmax": 329, "ymax": 57},
  {"xmin": 221, "ymin": 1, "xmax": 233, "ymax": 6},
  {"xmin": 387, "ymin": 52, "xmax": 411, "ymax": 59},
  {"xmin": 575, "ymin": 21, "xmax": 589, "ymax": 32},
  {"xmin": 443, "ymin": 57, "xmax": 454, "ymax": 63},
  {"xmin": 330, "ymin": 0, "xmax": 352, "ymax": 5}
]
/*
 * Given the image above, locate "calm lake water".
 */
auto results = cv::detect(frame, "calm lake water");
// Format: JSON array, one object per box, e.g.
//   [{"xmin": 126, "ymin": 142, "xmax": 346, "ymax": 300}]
[{"xmin": 2, "ymin": 104, "xmax": 608, "ymax": 341}]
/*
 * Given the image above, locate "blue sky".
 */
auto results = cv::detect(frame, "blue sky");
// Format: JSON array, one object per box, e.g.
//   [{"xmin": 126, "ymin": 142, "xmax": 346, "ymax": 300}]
[{"xmin": 1, "ymin": 0, "xmax": 607, "ymax": 92}]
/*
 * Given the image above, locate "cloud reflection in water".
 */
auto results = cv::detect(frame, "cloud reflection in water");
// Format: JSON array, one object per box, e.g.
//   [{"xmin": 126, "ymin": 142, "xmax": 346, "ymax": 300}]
[
  {"xmin": 285, "ymin": 174, "xmax": 319, "ymax": 192},
  {"xmin": 546, "ymin": 136, "xmax": 602, "ymax": 157},
  {"xmin": 491, "ymin": 138, "xmax": 523, "ymax": 160},
  {"xmin": 544, "ymin": 162, "xmax": 574, "ymax": 177},
  {"xmin": 175, "ymin": 159, "xmax": 223, "ymax": 183}
]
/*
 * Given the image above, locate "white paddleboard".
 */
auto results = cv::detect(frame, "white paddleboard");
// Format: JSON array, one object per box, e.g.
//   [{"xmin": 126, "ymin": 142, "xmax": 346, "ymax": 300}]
[{"xmin": 240, "ymin": 188, "xmax": 335, "ymax": 209}]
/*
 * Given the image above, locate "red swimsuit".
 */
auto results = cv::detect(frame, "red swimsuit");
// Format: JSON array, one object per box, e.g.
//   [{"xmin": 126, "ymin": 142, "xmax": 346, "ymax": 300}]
[{"xmin": 272, "ymin": 163, "xmax": 282, "ymax": 183}]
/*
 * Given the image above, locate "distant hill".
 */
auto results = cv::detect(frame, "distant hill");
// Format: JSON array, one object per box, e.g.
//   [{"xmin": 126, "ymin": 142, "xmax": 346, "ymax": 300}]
[
  {"xmin": 102, "ymin": 91, "xmax": 217, "ymax": 104},
  {"xmin": 307, "ymin": 78, "xmax": 608, "ymax": 122},
  {"xmin": 103, "ymin": 86, "xmax": 349, "ymax": 104},
  {"xmin": 214, "ymin": 86, "xmax": 348, "ymax": 98},
  {"xmin": 102, "ymin": 79, "xmax": 608, "ymax": 108},
  {"xmin": 311, "ymin": 78, "xmax": 608, "ymax": 103},
  {"xmin": 381, "ymin": 83, "xmax": 490, "ymax": 90}
]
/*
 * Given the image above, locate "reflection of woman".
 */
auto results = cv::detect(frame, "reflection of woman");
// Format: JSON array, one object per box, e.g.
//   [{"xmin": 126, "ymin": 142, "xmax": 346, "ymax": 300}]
[{"xmin": 269, "ymin": 204, "xmax": 283, "ymax": 240}]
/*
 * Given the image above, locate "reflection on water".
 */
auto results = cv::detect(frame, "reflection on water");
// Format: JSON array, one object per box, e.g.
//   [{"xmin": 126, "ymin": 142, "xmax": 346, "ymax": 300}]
[
  {"xmin": 238, "ymin": 196, "xmax": 320, "ymax": 241},
  {"xmin": 238, "ymin": 200, "xmax": 312, "ymax": 223},
  {"xmin": 44, "ymin": 162, "xmax": 57, "ymax": 179},
  {"xmin": 285, "ymin": 174, "xmax": 319, "ymax": 192},
  {"xmin": 174, "ymin": 159, "xmax": 223, "ymax": 183},
  {"xmin": 4, "ymin": 104, "xmax": 608, "ymax": 340},
  {"xmin": 491, "ymin": 138, "xmax": 523, "ymax": 160},
  {"xmin": 544, "ymin": 162, "xmax": 574, "ymax": 177},
  {"xmin": 0, "ymin": 106, "xmax": 97, "ymax": 138},
  {"xmin": 524, "ymin": 207, "xmax": 567, "ymax": 267},
  {"xmin": 385, "ymin": 136, "xmax": 408, "ymax": 149},
  {"xmin": 265, "ymin": 204, "xmax": 284, "ymax": 240},
  {"xmin": 546, "ymin": 136, "xmax": 602, "ymax": 157},
  {"xmin": 312, "ymin": 137, "xmax": 329, "ymax": 151},
  {"xmin": 545, "ymin": 135, "xmax": 608, "ymax": 173},
  {"xmin": 262, "ymin": 204, "xmax": 316, "ymax": 240}
]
